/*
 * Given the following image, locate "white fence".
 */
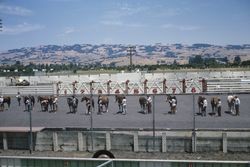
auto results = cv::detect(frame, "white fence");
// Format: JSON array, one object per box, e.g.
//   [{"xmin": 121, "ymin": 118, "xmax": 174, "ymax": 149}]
[{"xmin": 1, "ymin": 70, "xmax": 250, "ymax": 95}]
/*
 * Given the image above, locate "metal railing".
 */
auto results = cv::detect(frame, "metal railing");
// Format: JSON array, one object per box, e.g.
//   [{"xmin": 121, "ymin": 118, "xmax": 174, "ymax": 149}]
[{"xmin": 0, "ymin": 156, "xmax": 249, "ymax": 167}]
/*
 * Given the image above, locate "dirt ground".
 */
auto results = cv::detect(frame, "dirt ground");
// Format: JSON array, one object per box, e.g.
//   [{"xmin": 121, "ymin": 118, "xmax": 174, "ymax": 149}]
[{"xmin": 0, "ymin": 150, "xmax": 250, "ymax": 161}]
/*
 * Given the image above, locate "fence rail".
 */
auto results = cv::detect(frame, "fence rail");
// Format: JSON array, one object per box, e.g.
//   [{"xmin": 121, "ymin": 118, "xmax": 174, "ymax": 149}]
[{"xmin": 0, "ymin": 156, "xmax": 249, "ymax": 167}]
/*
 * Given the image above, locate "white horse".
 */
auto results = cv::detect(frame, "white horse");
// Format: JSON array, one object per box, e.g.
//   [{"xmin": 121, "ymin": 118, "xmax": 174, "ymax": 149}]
[{"xmin": 227, "ymin": 95, "xmax": 235, "ymax": 113}]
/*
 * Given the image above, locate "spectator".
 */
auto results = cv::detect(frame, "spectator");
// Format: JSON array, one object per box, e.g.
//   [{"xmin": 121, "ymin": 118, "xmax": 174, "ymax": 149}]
[
  {"xmin": 202, "ymin": 97, "xmax": 207, "ymax": 116},
  {"xmin": 146, "ymin": 95, "xmax": 152, "ymax": 114},
  {"xmin": 235, "ymin": 96, "xmax": 240, "ymax": 116},
  {"xmin": 16, "ymin": 92, "xmax": 21, "ymax": 106},
  {"xmin": 217, "ymin": 98, "xmax": 222, "ymax": 117},
  {"xmin": 122, "ymin": 96, "xmax": 127, "ymax": 115}
]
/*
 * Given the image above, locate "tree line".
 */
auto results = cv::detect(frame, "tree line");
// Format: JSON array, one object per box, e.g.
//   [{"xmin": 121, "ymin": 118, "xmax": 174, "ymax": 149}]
[{"xmin": 0, "ymin": 55, "xmax": 249, "ymax": 76}]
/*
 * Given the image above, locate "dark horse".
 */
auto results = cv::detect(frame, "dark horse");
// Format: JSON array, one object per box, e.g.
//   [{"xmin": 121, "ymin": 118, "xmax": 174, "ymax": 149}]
[
  {"xmin": 67, "ymin": 96, "xmax": 78, "ymax": 113},
  {"xmin": 97, "ymin": 95, "xmax": 109, "ymax": 113},
  {"xmin": 37, "ymin": 96, "xmax": 50, "ymax": 112},
  {"xmin": 0, "ymin": 96, "xmax": 11, "ymax": 111},
  {"xmin": 210, "ymin": 96, "xmax": 219, "ymax": 114},
  {"xmin": 139, "ymin": 96, "xmax": 147, "ymax": 114},
  {"xmin": 37, "ymin": 95, "xmax": 58, "ymax": 112},
  {"xmin": 49, "ymin": 95, "xmax": 58, "ymax": 112},
  {"xmin": 23, "ymin": 95, "xmax": 35, "ymax": 111},
  {"xmin": 197, "ymin": 96, "xmax": 204, "ymax": 114},
  {"xmin": 81, "ymin": 96, "xmax": 95, "ymax": 114},
  {"xmin": 166, "ymin": 95, "xmax": 177, "ymax": 114},
  {"xmin": 115, "ymin": 94, "xmax": 125, "ymax": 113}
]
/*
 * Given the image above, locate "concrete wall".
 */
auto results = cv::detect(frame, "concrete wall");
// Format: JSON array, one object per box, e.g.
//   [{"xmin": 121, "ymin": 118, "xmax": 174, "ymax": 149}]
[{"xmin": 2, "ymin": 129, "xmax": 250, "ymax": 153}]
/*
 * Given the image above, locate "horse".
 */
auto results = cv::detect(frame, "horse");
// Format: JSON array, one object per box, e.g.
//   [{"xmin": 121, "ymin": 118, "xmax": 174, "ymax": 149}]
[
  {"xmin": 81, "ymin": 96, "xmax": 95, "ymax": 114},
  {"xmin": 0, "ymin": 96, "xmax": 11, "ymax": 111},
  {"xmin": 37, "ymin": 96, "xmax": 50, "ymax": 112},
  {"xmin": 23, "ymin": 95, "xmax": 35, "ymax": 111},
  {"xmin": 48, "ymin": 95, "xmax": 58, "ymax": 112},
  {"xmin": 97, "ymin": 95, "xmax": 109, "ymax": 113},
  {"xmin": 210, "ymin": 96, "xmax": 219, "ymax": 114},
  {"xmin": 227, "ymin": 95, "xmax": 235, "ymax": 113},
  {"xmin": 166, "ymin": 95, "xmax": 177, "ymax": 114},
  {"xmin": 139, "ymin": 96, "xmax": 147, "ymax": 114},
  {"xmin": 115, "ymin": 94, "xmax": 125, "ymax": 113},
  {"xmin": 67, "ymin": 96, "xmax": 78, "ymax": 113},
  {"xmin": 197, "ymin": 96, "xmax": 204, "ymax": 114}
]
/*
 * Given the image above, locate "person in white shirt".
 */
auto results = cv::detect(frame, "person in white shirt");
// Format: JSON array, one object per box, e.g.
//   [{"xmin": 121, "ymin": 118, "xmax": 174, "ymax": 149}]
[
  {"xmin": 202, "ymin": 97, "xmax": 207, "ymax": 116},
  {"xmin": 0, "ymin": 96, "xmax": 4, "ymax": 111},
  {"xmin": 16, "ymin": 92, "xmax": 21, "ymax": 106},
  {"xmin": 0, "ymin": 96, "xmax": 3, "ymax": 104},
  {"xmin": 234, "ymin": 96, "xmax": 240, "ymax": 116},
  {"xmin": 122, "ymin": 96, "xmax": 127, "ymax": 115},
  {"xmin": 217, "ymin": 98, "xmax": 222, "ymax": 117},
  {"xmin": 147, "ymin": 95, "xmax": 152, "ymax": 114}
]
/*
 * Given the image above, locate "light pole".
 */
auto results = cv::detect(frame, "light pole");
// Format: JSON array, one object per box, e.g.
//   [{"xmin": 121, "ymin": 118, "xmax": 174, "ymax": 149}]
[
  {"xmin": 192, "ymin": 87, "xmax": 196, "ymax": 152},
  {"xmin": 28, "ymin": 98, "xmax": 33, "ymax": 154},
  {"xmin": 0, "ymin": 19, "xmax": 2, "ymax": 31},
  {"xmin": 127, "ymin": 46, "xmax": 136, "ymax": 71}
]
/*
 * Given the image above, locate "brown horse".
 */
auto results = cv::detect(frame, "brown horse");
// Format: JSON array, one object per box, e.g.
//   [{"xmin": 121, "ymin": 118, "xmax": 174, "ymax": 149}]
[
  {"xmin": 0, "ymin": 96, "xmax": 11, "ymax": 111},
  {"xmin": 81, "ymin": 96, "xmax": 95, "ymax": 114},
  {"xmin": 37, "ymin": 96, "xmax": 50, "ymax": 112},
  {"xmin": 139, "ymin": 96, "xmax": 147, "ymax": 113},
  {"xmin": 98, "ymin": 95, "xmax": 109, "ymax": 113},
  {"xmin": 197, "ymin": 96, "xmax": 203, "ymax": 114},
  {"xmin": 115, "ymin": 94, "xmax": 125, "ymax": 113},
  {"xmin": 166, "ymin": 95, "xmax": 177, "ymax": 114},
  {"xmin": 67, "ymin": 96, "xmax": 78, "ymax": 113},
  {"xmin": 211, "ymin": 96, "xmax": 219, "ymax": 113},
  {"xmin": 23, "ymin": 95, "xmax": 35, "ymax": 111}
]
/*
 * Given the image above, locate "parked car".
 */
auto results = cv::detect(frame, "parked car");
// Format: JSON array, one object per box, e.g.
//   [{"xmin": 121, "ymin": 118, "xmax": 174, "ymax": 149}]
[{"xmin": 16, "ymin": 79, "xmax": 30, "ymax": 86}]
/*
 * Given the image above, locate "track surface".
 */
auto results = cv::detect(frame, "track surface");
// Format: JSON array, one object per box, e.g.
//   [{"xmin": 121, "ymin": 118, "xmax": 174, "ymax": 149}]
[{"xmin": 0, "ymin": 94, "xmax": 249, "ymax": 129}]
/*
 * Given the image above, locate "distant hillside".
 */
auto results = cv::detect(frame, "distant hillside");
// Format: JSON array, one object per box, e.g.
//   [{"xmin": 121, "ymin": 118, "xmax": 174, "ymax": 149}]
[{"xmin": 1, "ymin": 43, "xmax": 250, "ymax": 66}]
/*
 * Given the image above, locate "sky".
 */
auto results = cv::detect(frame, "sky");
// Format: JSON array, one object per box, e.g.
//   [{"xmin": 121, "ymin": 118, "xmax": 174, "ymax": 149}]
[{"xmin": 0, "ymin": 0, "xmax": 250, "ymax": 51}]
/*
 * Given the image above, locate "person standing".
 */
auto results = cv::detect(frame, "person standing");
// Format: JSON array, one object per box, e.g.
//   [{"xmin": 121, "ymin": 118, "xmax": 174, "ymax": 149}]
[
  {"xmin": 217, "ymin": 98, "xmax": 222, "ymax": 117},
  {"xmin": 122, "ymin": 96, "xmax": 127, "ymax": 115},
  {"xmin": 16, "ymin": 92, "xmax": 21, "ymax": 106},
  {"xmin": 202, "ymin": 97, "xmax": 207, "ymax": 117},
  {"xmin": 146, "ymin": 95, "xmax": 152, "ymax": 114},
  {"xmin": 0, "ymin": 96, "xmax": 4, "ymax": 111},
  {"xmin": 235, "ymin": 96, "xmax": 240, "ymax": 116}
]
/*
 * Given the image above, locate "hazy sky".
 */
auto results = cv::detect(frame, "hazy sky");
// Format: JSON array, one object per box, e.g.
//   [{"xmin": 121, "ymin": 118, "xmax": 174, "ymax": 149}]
[{"xmin": 0, "ymin": 0, "xmax": 250, "ymax": 51}]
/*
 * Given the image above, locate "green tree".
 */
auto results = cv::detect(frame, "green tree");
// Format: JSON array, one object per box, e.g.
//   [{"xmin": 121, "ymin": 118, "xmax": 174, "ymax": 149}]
[{"xmin": 234, "ymin": 56, "xmax": 241, "ymax": 65}]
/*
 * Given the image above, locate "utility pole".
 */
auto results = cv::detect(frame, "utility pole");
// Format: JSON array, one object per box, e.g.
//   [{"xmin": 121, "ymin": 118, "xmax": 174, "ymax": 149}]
[
  {"xmin": 0, "ymin": 19, "xmax": 2, "ymax": 31},
  {"xmin": 127, "ymin": 46, "xmax": 136, "ymax": 71}
]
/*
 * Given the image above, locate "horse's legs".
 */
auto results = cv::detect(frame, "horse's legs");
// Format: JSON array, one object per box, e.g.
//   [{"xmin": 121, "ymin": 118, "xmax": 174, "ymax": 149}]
[
  {"xmin": 118, "ymin": 104, "xmax": 122, "ymax": 113},
  {"xmin": 106, "ymin": 102, "xmax": 109, "ymax": 113},
  {"xmin": 0, "ymin": 103, "xmax": 3, "ymax": 111}
]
